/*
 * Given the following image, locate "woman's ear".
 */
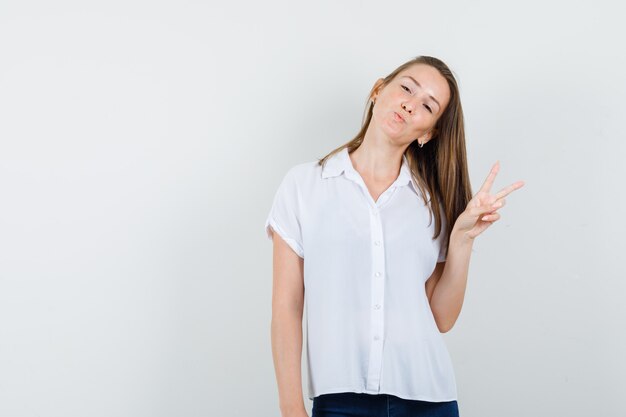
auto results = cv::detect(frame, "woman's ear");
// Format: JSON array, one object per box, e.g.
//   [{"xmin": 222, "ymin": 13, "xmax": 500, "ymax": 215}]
[{"xmin": 370, "ymin": 78, "xmax": 385, "ymax": 100}]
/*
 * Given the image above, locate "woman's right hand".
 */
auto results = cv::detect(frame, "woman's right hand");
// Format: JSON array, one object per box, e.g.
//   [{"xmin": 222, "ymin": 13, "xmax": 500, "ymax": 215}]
[{"xmin": 283, "ymin": 409, "xmax": 309, "ymax": 417}]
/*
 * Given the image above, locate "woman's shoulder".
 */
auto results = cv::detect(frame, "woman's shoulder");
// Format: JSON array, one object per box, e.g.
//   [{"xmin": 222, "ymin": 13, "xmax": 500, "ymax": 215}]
[{"xmin": 283, "ymin": 159, "xmax": 323, "ymax": 183}]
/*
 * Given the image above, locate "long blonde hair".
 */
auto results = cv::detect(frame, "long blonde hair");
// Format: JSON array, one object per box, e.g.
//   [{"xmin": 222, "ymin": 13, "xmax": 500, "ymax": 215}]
[{"xmin": 318, "ymin": 55, "xmax": 473, "ymax": 253}]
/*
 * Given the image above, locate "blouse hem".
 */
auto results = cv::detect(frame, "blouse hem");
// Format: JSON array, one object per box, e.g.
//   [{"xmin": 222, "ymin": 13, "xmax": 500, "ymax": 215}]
[{"xmin": 310, "ymin": 386, "xmax": 457, "ymax": 403}]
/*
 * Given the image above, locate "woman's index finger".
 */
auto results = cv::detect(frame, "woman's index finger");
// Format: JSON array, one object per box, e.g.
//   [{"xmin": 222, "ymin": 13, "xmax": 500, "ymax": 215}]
[{"xmin": 495, "ymin": 180, "xmax": 525, "ymax": 200}]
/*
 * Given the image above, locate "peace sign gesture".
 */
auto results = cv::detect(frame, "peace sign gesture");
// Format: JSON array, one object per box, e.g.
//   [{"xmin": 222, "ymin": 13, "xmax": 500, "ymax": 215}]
[{"xmin": 453, "ymin": 161, "xmax": 524, "ymax": 240}]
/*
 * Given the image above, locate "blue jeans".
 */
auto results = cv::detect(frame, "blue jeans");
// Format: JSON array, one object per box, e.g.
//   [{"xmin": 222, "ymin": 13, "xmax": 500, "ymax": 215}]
[{"xmin": 312, "ymin": 392, "xmax": 459, "ymax": 417}]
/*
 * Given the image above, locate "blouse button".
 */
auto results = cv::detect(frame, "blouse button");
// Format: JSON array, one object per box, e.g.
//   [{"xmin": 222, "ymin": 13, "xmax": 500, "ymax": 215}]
[
  {"xmin": 375, "ymin": 272, "xmax": 381, "ymax": 277},
  {"xmin": 374, "ymin": 240, "xmax": 380, "ymax": 246},
  {"xmin": 374, "ymin": 335, "xmax": 380, "ymax": 340},
  {"xmin": 374, "ymin": 304, "xmax": 381, "ymax": 309}
]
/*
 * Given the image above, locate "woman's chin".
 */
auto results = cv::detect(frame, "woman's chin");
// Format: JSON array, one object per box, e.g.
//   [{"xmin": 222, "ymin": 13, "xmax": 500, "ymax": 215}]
[{"xmin": 380, "ymin": 119, "xmax": 405, "ymax": 136}]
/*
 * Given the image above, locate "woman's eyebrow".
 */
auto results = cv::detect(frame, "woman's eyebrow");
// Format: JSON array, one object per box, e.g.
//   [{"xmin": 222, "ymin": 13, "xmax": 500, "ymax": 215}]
[{"xmin": 401, "ymin": 76, "xmax": 441, "ymax": 109}]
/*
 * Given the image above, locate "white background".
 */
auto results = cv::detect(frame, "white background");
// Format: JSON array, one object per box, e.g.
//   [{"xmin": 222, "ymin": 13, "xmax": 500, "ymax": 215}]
[{"xmin": 1, "ymin": 1, "xmax": 624, "ymax": 416}]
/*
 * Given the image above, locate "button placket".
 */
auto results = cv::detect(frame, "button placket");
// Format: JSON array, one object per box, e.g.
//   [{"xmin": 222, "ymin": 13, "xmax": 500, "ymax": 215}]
[{"xmin": 366, "ymin": 206, "xmax": 386, "ymax": 392}]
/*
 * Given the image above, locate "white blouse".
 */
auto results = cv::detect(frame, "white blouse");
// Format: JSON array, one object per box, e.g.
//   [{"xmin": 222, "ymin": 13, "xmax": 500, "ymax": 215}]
[{"xmin": 264, "ymin": 147, "xmax": 457, "ymax": 402}]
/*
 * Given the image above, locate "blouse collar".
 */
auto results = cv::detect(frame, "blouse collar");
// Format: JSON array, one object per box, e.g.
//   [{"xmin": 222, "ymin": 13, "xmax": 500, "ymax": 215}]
[{"xmin": 321, "ymin": 148, "xmax": 415, "ymax": 191}]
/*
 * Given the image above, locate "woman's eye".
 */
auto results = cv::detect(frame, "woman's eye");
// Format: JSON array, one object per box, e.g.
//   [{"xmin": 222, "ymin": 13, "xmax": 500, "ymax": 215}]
[
  {"xmin": 424, "ymin": 104, "xmax": 432, "ymax": 113},
  {"xmin": 401, "ymin": 85, "xmax": 411, "ymax": 93}
]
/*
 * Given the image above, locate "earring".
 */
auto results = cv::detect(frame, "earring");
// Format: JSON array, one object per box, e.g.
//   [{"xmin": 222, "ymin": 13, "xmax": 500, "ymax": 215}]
[{"xmin": 416, "ymin": 138, "xmax": 424, "ymax": 148}]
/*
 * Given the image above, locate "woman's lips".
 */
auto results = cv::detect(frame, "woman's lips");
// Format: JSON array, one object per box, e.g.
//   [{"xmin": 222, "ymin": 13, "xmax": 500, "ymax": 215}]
[{"xmin": 393, "ymin": 112, "xmax": 405, "ymax": 122}]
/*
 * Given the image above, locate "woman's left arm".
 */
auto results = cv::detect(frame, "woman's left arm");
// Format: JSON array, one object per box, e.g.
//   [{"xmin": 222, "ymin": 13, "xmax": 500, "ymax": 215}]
[
  {"xmin": 430, "ymin": 161, "xmax": 525, "ymax": 333},
  {"xmin": 430, "ymin": 230, "xmax": 473, "ymax": 333}
]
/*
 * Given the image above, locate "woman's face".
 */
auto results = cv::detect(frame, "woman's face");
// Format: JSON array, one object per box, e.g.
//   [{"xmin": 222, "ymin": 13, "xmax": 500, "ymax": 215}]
[{"xmin": 370, "ymin": 63, "xmax": 451, "ymax": 145}]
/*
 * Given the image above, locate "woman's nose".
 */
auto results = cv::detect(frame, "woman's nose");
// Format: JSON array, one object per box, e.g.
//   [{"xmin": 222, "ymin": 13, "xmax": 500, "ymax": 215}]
[{"xmin": 402, "ymin": 103, "xmax": 413, "ymax": 114}]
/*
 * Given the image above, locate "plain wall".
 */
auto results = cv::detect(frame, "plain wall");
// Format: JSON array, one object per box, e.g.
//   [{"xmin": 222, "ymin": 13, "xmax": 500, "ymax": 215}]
[{"xmin": 0, "ymin": 1, "xmax": 624, "ymax": 416}]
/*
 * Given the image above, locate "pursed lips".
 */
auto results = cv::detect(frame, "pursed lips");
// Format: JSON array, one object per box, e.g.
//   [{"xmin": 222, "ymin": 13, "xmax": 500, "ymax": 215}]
[{"xmin": 393, "ymin": 112, "xmax": 405, "ymax": 122}]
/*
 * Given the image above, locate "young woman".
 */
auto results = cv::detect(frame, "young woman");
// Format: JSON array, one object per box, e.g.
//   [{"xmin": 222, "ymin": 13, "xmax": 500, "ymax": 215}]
[{"xmin": 265, "ymin": 55, "xmax": 524, "ymax": 417}]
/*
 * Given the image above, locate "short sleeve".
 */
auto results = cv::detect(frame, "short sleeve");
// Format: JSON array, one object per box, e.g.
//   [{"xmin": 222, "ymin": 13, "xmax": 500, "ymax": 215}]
[
  {"xmin": 264, "ymin": 167, "xmax": 304, "ymax": 258},
  {"xmin": 436, "ymin": 203, "xmax": 448, "ymax": 263},
  {"xmin": 437, "ymin": 236, "xmax": 448, "ymax": 262}
]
